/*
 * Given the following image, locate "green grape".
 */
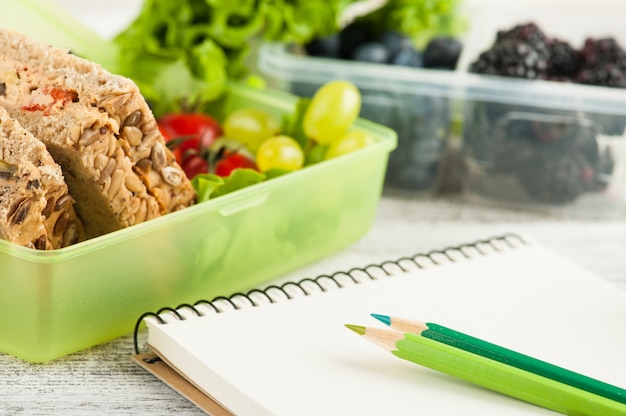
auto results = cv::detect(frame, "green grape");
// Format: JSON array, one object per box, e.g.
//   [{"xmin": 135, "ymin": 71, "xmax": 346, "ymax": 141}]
[
  {"xmin": 256, "ymin": 135, "xmax": 304, "ymax": 172},
  {"xmin": 325, "ymin": 129, "xmax": 375, "ymax": 160},
  {"xmin": 223, "ymin": 108, "xmax": 279, "ymax": 153},
  {"xmin": 303, "ymin": 80, "xmax": 361, "ymax": 145}
]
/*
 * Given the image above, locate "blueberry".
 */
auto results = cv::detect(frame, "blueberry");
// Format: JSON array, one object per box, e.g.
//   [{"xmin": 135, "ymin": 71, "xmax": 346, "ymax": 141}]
[
  {"xmin": 423, "ymin": 37, "xmax": 463, "ymax": 69},
  {"xmin": 390, "ymin": 48, "xmax": 424, "ymax": 67},
  {"xmin": 379, "ymin": 30, "xmax": 414, "ymax": 58},
  {"xmin": 351, "ymin": 42, "xmax": 390, "ymax": 64},
  {"xmin": 339, "ymin": 22, "xmax": 372, "ymax": 59},
  {"xmin": 305, "ymin": 34, "xmax": 341, "ymax": 58}
]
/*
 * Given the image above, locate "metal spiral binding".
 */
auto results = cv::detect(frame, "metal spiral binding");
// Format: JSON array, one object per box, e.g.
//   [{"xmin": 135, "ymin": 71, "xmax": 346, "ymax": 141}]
[{"xmin": 133, "ymin": 233, "xmax": 527, "ymax": 354}]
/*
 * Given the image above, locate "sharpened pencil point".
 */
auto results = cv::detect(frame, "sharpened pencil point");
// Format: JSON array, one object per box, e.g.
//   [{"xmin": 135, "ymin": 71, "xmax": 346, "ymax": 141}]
[
  {"xmin": 370, "ymin": 313, "xmax": 391, "ymax": 326},
  {"xmin": 345, "ymin": 324, "xmax": 366, "ymax": 335}
]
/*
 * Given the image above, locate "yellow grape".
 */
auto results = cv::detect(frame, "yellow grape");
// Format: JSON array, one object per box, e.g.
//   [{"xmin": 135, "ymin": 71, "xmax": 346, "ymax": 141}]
[
  {"xmin": 256, "ymin": 135, "xmax": 304, "ymax": 172},
  {"xmin": 223, "ymin": 108, "xmax": 279, "ymax": 153},
  {"xmin": 325, "ymin": 130, "xmax": 375, "ymax": 159},
  {"xmin": 303, "ymin": 80, "xmax": 361, "ymax": 145}
]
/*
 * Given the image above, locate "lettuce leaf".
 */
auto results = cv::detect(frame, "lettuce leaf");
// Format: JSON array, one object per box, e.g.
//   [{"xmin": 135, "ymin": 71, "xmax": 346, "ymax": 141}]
[
  {"xmin": 114, "ymin": 0, "xmax": 358, "ymax": 117},
  {"xmin": 355, "ymin": 0, "xmax": 466, "ymax": 49},
  {"xmin": 263, "ymin": 0, "xmax": 349, "ymax": 43},
  {"xmin": 192, "ymin": 168, "xmax": 266, "ymax": 202}
]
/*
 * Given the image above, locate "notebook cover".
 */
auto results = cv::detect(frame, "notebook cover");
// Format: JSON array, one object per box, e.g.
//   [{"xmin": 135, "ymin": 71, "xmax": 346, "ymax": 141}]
[{"xmin": 132, "ymin": 352, "xmax": 232, "ymax": 416}]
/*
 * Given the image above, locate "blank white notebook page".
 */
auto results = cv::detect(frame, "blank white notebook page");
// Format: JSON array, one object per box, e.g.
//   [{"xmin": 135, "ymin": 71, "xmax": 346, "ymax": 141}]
[{"xmin": 145, "ymin": 238, "xmax": 626, "ymax": 416}]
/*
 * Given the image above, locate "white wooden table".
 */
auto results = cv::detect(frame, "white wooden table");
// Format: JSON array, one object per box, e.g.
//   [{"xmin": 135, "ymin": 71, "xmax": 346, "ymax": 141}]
[{"xmin": 1, "ymin": 191, "xmax": 626, "ymax": 415}]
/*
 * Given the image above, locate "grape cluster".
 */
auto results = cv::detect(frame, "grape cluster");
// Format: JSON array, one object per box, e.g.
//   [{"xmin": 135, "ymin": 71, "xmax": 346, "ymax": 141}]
[
  {"xmin": 305, "ymin": 22, "xmax": 462, "ymax": 70},
  {"xmin": 226, "ymin": 80, "xmax": 372, "ymax": 174}
]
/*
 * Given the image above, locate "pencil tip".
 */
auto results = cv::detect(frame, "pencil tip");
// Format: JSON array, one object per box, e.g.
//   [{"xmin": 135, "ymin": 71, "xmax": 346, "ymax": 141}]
[
  {"xmin": 345, "ymin": 324, "xmax": 366, "ymax": 335},
  {"xmin": 370, "ymin": 313, "xmax": 391, "ymax": 326}
]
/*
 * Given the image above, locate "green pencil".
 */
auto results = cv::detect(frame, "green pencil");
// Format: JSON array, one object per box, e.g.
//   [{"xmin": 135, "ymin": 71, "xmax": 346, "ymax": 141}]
[
  {"xmin": 345, "ymin": 320, "xmax": 626, "ymax": 415},
  {"xmin": 369, "ymin": 313, "xmax": 626, "ymax": 405}
]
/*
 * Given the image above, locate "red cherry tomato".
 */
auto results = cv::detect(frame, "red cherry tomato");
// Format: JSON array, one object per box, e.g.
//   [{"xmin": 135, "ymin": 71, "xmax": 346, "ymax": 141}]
[
  {"xmin": 215, "ymin": 153, "xmax": 258, "ymax": 177},
  {"xmin": 181, "ymin": 154, "xmax": 209, "ymax": 179},
  {"xmin": 157, "ymin": 113, "xmax": 223, "ymax": 165}
]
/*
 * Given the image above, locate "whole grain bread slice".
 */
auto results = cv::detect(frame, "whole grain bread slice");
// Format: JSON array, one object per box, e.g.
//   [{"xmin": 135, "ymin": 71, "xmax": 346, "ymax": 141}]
[
  {"xmin": 0, "ymin": 29, "xmax": 196, "ymax": 239},
  {"xmin": 0, "ymin": 106, "xmax": 84, "ymax": 249}
]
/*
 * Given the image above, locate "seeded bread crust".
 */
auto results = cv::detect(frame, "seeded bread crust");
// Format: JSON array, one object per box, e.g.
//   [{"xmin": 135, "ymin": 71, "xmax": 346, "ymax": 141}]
[
  {"xmin": 0, "ymin": 29, "xmax": 196, "ymax": 239},
  {"xmin": 0, "ymin": 107, "xmax": 84, "ymax": 249}
]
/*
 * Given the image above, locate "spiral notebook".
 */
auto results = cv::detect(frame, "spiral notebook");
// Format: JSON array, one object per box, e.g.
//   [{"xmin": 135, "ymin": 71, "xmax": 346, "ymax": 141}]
[{"xmin": 132, "ymin": 234, "xmax": 626, "ymax": 415}]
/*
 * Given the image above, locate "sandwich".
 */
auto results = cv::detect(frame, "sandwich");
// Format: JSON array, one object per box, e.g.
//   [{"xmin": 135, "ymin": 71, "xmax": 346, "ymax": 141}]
[{"xmin": 0, "ymin": 29, "xmax": 196, "ymax": 244}]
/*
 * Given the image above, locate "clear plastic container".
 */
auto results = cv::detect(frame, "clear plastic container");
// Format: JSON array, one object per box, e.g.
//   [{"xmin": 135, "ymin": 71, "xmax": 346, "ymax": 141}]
[
  {"xmin": 258, "ymin": 11, "xmax": 626, "ymax": 217},
  {"xmin": 0, "ymin": 83, "xmax": 396, "ymax": 362},
  {"xmin": 458, "ymin": 11, "xmax": 626, "ymax": 217}
]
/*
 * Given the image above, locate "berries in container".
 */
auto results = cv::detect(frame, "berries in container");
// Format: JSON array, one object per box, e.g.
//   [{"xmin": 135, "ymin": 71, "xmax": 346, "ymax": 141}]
[{"xmin": 459, "ymin": 11, "xmax": 626, "ymax": 216}]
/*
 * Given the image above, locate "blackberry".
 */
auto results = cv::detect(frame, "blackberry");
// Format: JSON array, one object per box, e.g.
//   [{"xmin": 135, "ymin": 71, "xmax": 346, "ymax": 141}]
[
  {"xmin": 578, "ymin": 38, "xmax": 626, "ymax": 69},
  {"xmin": 515, "ymin": 149, "xmax": 593, "ymax": 203},
  {"xmin": 470, "ymin": 39, "xmax": 548, "ymax": 79},
  {"xmin": 572, "ymin": 38, "xmax": 626, "ymax": 132},
  {"xmin": 471, "ymin": 24, "xmax": 626, "ymax": 88},
  {"xmin": 500, "ymin": 116, "xmax": 603, "ymax": 203},
  {"xmin": 496, "ymin": 22, "xmax": 551, "ymax": 60},
  {"xmin": 547, "ymin": 39, "xmax": 581, "ymax": 79},
  {"xmin": 575, "ymin": 63, "xmax": 626, "ymax": 88},
  {"xmin": 574, "ymin": 38, "xmax": 626, "ymax": 88}
]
